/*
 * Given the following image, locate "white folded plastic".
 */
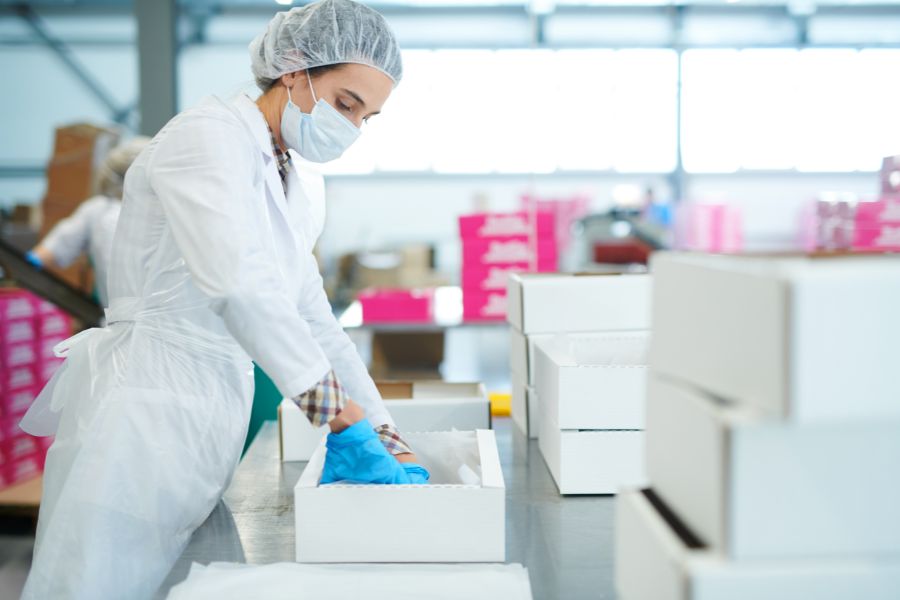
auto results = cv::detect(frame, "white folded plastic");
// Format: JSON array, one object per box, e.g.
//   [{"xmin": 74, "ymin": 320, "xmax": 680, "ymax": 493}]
[{"xmin": 166, "ymin": 562, "xmax": 532, "ymax": 599}]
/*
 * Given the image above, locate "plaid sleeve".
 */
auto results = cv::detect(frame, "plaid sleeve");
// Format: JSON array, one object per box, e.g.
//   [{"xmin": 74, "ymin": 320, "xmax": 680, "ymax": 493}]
[
  {"xmin": 375, "ymin": 423, "xmax": 413, "ymax": 455},
  {"xmin": 292, "ymin": 370, "xmax": 348, "ymax": 427}
]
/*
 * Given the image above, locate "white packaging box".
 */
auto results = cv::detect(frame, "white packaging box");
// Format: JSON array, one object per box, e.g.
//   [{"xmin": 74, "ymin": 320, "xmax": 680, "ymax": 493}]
[
  {"xmin": 646, "ymin": 375, "xmax": 900, "ymax": 560},
  {"xmin": 534, "ymin": 333, "xmax": 649, "ymax": 430},
  {"xmin": 615, "ymin": 488, "xmax": 900, "ymax": 600},
  {"xmin": 539, "ymin": 403, "xmax": 644, "ymax": 495},
  {"xmin": 507, "ymin": 273, "xmax": 652, "ymax": 335},
  {"xmin": 509, "ymin": 327, "xmax": 550, "ymax": 387},
  {"xmin": 650, "ymin": 252, "xmax": 900, "ymax": 423},
  {"xmin": 280, "ymin": 381, "xmax": 491, "ymax": 461},
  {"xmin": 295, "ymin": 430, "xmax": 505, "ymax": 563},
  {"xmin": 511, "ymin": 377, "xmax": 538, "ymax": 439}
]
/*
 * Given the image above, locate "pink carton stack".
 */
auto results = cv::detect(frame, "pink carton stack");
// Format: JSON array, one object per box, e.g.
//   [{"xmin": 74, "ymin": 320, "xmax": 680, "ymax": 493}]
[
  {"xmin": 520, "ymin": 193, "xmax": 590, "ymax": 255},
  {"xmin": 853, "ymin": 198, "xmax": 900, "ymax": 251},
  {"xmin": 0, "ymin": 289, "xmax": 71, "ymax": 491},
  {"xmin": 358, "ymin": 288, "xmax": 434, "ymax": 323},
  {"xmin": 459, "ymin": 211, "xmax": 558, "ymax": 322},
  {"xmin": 673, "ymin": 201, "xmax": 743, "ymax": 253}
]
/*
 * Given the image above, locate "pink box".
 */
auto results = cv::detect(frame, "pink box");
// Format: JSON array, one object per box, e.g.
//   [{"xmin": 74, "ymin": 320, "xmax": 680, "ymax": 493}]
[
  {"xmin": 855, "ymin": 199, "xmax": 900, "ymax": 226},
  {"xmin": 462, "ymin": 239, "xmax": 558, "ymax": 268},
  {"xmin": 2, "ymin": 342, "xmax": 37, "ymax": 369},
  {"xmin": 882, "ymin": 156, "xmax": 900, "ymax": 194},
  {"xmin": 674, "ymin": 202, "xmax": 743, "ymax": 253},
  {"xmin": 0, "ymin": 290, "xmax": 37, "ymax": 322},
  {"xmin": 853, "ymin": 223, "xmax": 900, "ymax": 251},
  {"xmin": 0, "ymin": 451, "xmax": 45, "ymax": 491},
  {"xmin": 37, "ymin": 310, "xmax": 72, "ymax": 339},
  {"xmin": 0, "ymin": 433, "xmax": 41, "ymax": 466},
  {"xmin": 462, "ymin": 290, "xmax": 508, "ymax": 322},
  {"xmin": 458, "ymin": 211, "xmax": 555, "ymax": 240},
  {"xmin": 462, "ymin": 263, "xmax": 554, "ymax": 292},
  {"xmin": 0, "ymin": 318, "xmax": 38, "ymax": 348},
  {"xmin": 1, "ymin": 387, "xmax": 37, "ymax": 418},
  {"xmin": 358, "ymin": 288, "xmax": 434, "ymax": 323},
  {"xmin": 0, "ymin": 417, "xmax": 24, "ymax": 444},
  {"xmin": 1, "ymin": 365, "xmax": 38, "ymax": 395}
]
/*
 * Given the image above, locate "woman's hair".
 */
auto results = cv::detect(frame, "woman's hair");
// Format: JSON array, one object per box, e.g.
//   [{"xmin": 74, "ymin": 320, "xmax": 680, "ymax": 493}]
[{"xmin": 259, "ymin": 64, "xmax": 344, "ymax": 94}]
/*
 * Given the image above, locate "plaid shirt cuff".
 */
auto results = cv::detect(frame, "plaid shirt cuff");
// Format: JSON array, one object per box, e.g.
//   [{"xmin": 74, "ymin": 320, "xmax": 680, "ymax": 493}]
[
  {"xmin": 292, "ymin": 370, "xmax": 348, "ymax": 427},
  {"xmin": 375, "ymin": 423, "xmax": 413, "ymax": 455}
]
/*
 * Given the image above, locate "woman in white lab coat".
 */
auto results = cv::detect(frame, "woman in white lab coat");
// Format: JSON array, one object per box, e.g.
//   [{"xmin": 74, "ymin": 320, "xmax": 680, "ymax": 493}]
[
  {"xmin": 20, "ymin": 1, "xmax": 418, "ymax": 597},
  {"xmin": 29, "ymin": 137, "xmax": 149, "ymax": 307}
]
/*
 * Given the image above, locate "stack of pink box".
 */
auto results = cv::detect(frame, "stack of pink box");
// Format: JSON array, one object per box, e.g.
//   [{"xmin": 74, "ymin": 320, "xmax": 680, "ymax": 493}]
[
  {"xmin": 0, "ymin": 289, "xmax": 71, "ymax": 491},
  {"xmin": 673, "ymin": 201, "xmax": 743, "ymax": 253},
  {"xmin": 520, "ymin": 193, "xmax": 590, "ymax": 255},
  {"xmin": 882, "ymin": 156, "xmax": 900, "ymax": 196},
  {"xmin": 358, "ymin": 288, "xmax": 434, "ymax": 323},
  {"xmin": 853, "ymin": 198, "xmax": 900, "ymax": 251},
  {"xmin": 459, "ymin": 211, "xmax": 558, "ymax": 321}
]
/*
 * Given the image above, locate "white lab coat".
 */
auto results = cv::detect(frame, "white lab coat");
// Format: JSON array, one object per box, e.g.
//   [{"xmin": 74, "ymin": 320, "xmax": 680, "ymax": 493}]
[
  {"xmin": 40, "ymin": 194, "xmax": 120, "ymax": 307},
  {"xmin": 20, "ymin": 94, "xmax": 395, "ymax": 599}
]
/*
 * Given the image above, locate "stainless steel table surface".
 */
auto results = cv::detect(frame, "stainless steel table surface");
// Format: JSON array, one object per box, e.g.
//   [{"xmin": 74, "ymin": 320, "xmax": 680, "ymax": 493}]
[{"xmin": 158, "ymin": 418, "xmax": 618, "ymax": 599}]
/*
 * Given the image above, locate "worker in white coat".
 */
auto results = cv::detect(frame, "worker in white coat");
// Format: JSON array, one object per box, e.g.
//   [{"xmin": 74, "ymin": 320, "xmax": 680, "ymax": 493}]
[
  {"xmin": 27, "ymin": 137, "xmax": 150, "ymax": 307},
  {"xmin": 20, "ymin": 1, "xmax": 424, "ymax": 598}
]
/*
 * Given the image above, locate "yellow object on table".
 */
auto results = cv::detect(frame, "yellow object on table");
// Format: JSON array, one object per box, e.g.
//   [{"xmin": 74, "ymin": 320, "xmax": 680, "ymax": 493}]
[{"xmin": 489, "ymin": 392, "xmax": 511, "ymax": 417}]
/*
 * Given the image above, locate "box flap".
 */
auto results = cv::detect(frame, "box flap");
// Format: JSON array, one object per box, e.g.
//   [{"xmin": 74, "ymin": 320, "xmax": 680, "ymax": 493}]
[{"xmin": 477, "ymin": 429, "xmax": 505, "ymax": 489}]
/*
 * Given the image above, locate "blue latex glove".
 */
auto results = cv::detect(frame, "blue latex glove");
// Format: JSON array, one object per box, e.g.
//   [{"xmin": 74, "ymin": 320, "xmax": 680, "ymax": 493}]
[
  {"xmin": 25, "ymin": 251, "xmax": 43, "ymax": 269},
  {"xmin": 321, "ymin": 420, "xmax": 430, "ymax": 485}
]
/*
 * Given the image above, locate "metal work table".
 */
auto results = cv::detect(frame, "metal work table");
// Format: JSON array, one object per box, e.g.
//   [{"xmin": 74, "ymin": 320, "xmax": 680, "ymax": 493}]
[{"xmin": 158, "ymin": 419, "xmax": 617, "ymax": 599}]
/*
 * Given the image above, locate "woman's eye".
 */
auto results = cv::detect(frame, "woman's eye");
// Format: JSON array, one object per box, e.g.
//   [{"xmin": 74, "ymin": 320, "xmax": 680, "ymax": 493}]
[{"xmin": 338, "ymin": 101, "xmax": 353, "ymax": 113}]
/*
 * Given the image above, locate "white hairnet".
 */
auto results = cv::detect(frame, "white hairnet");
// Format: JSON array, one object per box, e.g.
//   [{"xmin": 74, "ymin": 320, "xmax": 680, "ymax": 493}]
[
  {"xmin": 99, "ymin": 136, "xmax": 150, "ymax": 199},
  {"xmin": 249, "ymin": 0, "xmax": 402, "ymax": 91}
]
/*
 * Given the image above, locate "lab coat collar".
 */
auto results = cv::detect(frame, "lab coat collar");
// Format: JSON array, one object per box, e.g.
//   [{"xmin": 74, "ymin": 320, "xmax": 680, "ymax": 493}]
[{"xmin": 232, "ymin": 94, "xmax": 277, "ymax": 162}]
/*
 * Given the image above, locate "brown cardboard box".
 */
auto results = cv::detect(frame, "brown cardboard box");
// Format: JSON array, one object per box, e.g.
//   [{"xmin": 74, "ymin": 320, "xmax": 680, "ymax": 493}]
[{"xmin": 369, "ymin": 331, "xmax": 445, "ymax": 380}]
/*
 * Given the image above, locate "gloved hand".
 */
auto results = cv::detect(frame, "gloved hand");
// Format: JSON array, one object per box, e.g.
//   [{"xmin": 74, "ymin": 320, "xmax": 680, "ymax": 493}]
[{"xmin": 321, "ymin": 420, "xmax": 430, "ymax": 485}]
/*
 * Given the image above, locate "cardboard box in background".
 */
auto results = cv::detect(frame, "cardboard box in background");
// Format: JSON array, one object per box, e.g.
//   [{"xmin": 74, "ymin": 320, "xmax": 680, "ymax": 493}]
[
  {"xmin": 40, "ymin": 123, "xmax": 119, "ymax": 294},
  {"xmin": 615, "ymin": 488, "xmax": 900, "ymax": 600},
  {"xmin": 295, "ymin": 430, "xmax": 505, "ymax": 563},
  {"xmin": 280, "ymin": 381, "xmax": 491, "ymax": 462},
  {"xmin": 649, "ymin": 252, "xmax": 900, "ymax": 423},
  {"xmin": 369, "ymin": 331, "xmax": 444, "ymax": 380},
  {"xmin": 507, "ymin": 273, "xmax": 652, "ymax": 335},
  {"xmin": 646, "ymin": 375, "xmax": 900, "ymax": 561}
]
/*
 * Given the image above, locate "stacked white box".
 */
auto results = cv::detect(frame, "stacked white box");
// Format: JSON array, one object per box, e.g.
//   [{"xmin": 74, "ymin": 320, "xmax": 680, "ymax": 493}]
[
  {"xmin": 616, "ymin": 252, "xmax": 900, "ymax": 599},
  {"xmin": 534, "ymin": 333, "xmax": 650, "ymax": 494},
  {"xmin": 507, "ymin": 273, "xmax": 652, "ymax": 439}
]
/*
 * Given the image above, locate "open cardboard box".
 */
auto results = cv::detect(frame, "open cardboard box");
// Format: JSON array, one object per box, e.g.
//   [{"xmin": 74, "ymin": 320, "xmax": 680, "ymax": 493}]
[
  {"xmin": 280, "ymin": 381, "xmax": 490, "ymax": 462},
  {"xmin": 650, "ymin": 252, "xmax": 900, "ymax": 423},
  {"xmin": 646, "ymin": 375, "xmax": 900, "ymax": 560},
  {"xmin": 294, "ymin": 430, "xmax": 505, "ymax": 563},
  {"xmin": 534, "ymin": 333, "xmax": 649, "ymax": 430},
  {"xmin": 615, "ymin": 488, "xmax": 900, "ymax": 600},
  {"xmin": 507, "ymin": 272, "xmax": 652, "ymax": 335}
]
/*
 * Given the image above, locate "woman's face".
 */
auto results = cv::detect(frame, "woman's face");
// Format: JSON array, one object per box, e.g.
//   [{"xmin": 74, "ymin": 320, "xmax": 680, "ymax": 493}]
[{"xmin": 283, "ymin": 63, "xmax": 394, "ymax": 129}]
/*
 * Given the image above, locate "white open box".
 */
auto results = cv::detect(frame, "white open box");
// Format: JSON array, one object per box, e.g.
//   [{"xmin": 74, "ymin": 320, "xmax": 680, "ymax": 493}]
[
  {"xmin": 646, "ymin": 375, "xmax": 900, "ymax": 560},
  {"xmin": 507, "ymin": 273, "xmax": 652, "ymax": 335},
  {"xmin": 295, "ymin": 430, "xmax": 505, "ymax": 563},
  {"xmin": 280, "ymin": 381, "xmax": 490, "ymax": 462},
  {"xmin": 538, "ymin": 405, "xmax": 644, "ymax": 495},
  {"xmin": 534, "ymin": 333, "xmax": 649, "ymax": 430},
  {"xmin": 615, "ymin": 488, "xmax": 900, "ymax": 600},
  {"xmin": 511, "ymin": 377, "xmax": 537, "ymax": 439},
  {"xmin": 650, "ymin": 252, "xmax": 900, "ymax": 423}
]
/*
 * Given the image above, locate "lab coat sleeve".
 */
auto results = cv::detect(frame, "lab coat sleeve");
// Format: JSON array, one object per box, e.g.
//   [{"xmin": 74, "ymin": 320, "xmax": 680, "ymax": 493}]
[
  {"xmin": 298, "ymin": 252, "xmax": 395, "ymax": 429},
  {"xmin": 40, "ymin": 197, "xmax": 104, "ymax": 267},
  {"xmin": 148, "ymin": 113, "xmax": 330, "ymax": 398}
]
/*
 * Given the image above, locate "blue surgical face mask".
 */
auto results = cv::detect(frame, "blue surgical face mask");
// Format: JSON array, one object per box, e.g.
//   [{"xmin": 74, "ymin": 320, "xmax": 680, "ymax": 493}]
[{"xmin": 280, "ymin": 72, "xmax": 361, "ymax": 163}]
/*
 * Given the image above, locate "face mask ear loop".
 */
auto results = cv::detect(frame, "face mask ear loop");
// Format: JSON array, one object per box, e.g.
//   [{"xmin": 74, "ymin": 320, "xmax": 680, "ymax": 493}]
[
  {"xmin": 285, "ymin": 83, "xmax": 295, "ymax": 107},
  {"xmin": 306, "ymin": 70, "xmax": 318, "ymax": 104}
]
